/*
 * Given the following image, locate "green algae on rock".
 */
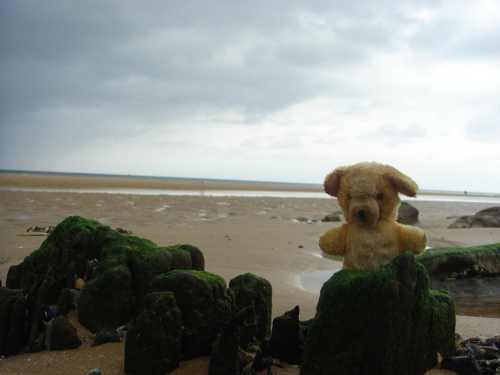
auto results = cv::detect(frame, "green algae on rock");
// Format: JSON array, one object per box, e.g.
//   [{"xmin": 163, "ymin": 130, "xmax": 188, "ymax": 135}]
[
  {"xmin": 417, "ymin": 243, "xmax": 500, "ymax": 279},
  {"xmin": 4, "ymin": 216, "xmax": 205, "ymax": 333},
  {"xmin": 229, "ymin": 272, "xmax": 272, "ymax": 346},
  {"xmin": 301, "ymin": 252, "xmax": 455, "ymax": 375},
  {"xmin": 125, "ymin": 291, "xmax": 183, "ymax": 375},
  {"xmin": 152, "ymin": 270, "xmax": 235, "ymax": 360}
]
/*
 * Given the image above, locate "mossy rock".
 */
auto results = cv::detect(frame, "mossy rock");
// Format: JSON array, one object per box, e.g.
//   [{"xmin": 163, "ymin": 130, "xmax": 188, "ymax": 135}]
[
  {"xmin": 152, "ymin": 270, "xmax": 235, "ymax": 360},
  {"xmin": 301, "ymin": 252, "xmax": 455, "ymax": 375},
  {"xmin": 5, "ymin": 216, "xmax": 205, "ymax": 335},
  {"xmin": 397, "ymin": 201, "xmax": 420, "ymax": 225},
  {"xmin": 0, "ymin": 288, "xmax": 23, "ymax": 356},
  {"xmin": 229, "ymin": 273, "xmax": 272, "ymax": 344},
  {"xmin": 417, "ymin": 243, "xmax": 500, "ymax": 279},
  {"xmin": 125, "ymin": 292, "xmax": 183, "ymax": 375},
  {"xmin": 268, "ymin": 305, "xmax": 302, "ymax": 365}
]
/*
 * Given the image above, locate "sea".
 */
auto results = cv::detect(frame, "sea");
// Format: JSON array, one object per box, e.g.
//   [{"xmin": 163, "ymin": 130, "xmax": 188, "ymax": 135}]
[{"xmin": 1, "ymin": 169, "xmax": 500, "ymax": 204}]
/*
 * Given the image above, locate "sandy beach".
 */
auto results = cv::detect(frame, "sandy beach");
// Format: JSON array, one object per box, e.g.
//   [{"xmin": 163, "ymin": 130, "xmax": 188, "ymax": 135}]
[{"xmin": 1, "ymin": 173, "xmax": 499, "ymax": 374}]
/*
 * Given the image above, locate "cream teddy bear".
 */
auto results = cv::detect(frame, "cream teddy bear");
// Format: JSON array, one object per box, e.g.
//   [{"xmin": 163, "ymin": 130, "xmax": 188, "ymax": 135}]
[{"xmin": 319, "ymin": 162, "xmax": 427, "ymax": 271}]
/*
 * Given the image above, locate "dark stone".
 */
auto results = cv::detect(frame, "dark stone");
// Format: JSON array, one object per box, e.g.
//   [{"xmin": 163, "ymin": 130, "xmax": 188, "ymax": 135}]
[
  {"xmin": 92, "ymin": 328, "xmax": 121, "ymax": 347},
  {"xmin": 397, "ymin": 202, "xmax": 420, "ymax": 225},
  {"xmin": 5, "ymin": 295, "xmax": 27, "ymax": 356},
  {"xmin": 268, "ymin": 305, "xmax": 302, "ymax": 365},
  {"xmin": 209, "ymin": 306, "xmax": 255, "ymax": 375},
  {"xmin": 79, "ymin": 262, "xmax": 134, "ymax": 333},
  {"xmin": 449, "ymin": 207, "xmax": 500, "ymax": 229},
  {"xmin": 321, "ymin": 214, "xmax": 341, "ymax": 222},
  {"xmin": 301, "ymin": 252, "xmax": 456, "ymax": 375},
  {"xmin": 431, "ymin": 277, "xmax": 500, "ymax": 298},
  {"xmin": 6, "ymin": 265, "xmax": 20, "ymax": 289},
  {"xmin": 124, "ymin": 292, "xmax": 183, "ymax": 375},
  {"xmin": 56, "ymin": 288, "xmax": 72, "ymax": 317},
  {"xmin": 441, "ymin": 355, "xmax": 482, "ymax": 375},
  {"xmin": 152, "ymin": 270, "xmax": 235, "ymax": 360},
  {"xmin": 49, "ymin": 315, "xmax": 81, "ymax": 351},
  {"xmin": 24, "ymin": 302, "xmax": 47, "ymax": 353},
  {"xmin": 0, "ymin": 287, "xmax": 21, "ymax": 356},
  {"xmin": 418, "ymin": 243, "xmax": 500, "ymax": 280},
  {"xmin": 229, "ymin": 273, "xmax": 272, "ymax": 347},
  {"xmin": 4, "ymin": 215, "xmax": 206, "ymax": 355}
]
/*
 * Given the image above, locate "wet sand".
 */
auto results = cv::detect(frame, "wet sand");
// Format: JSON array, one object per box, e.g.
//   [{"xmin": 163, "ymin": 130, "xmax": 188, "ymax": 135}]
[{"xmin": 1, "ymin": 173, "xmax": 499, "ymax": 374}]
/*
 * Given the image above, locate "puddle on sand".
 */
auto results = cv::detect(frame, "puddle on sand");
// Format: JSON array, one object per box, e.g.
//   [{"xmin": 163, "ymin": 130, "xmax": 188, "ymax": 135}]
[{"xmin": 300, "ymin": 269, "xmax": 341, "ymax": 295}]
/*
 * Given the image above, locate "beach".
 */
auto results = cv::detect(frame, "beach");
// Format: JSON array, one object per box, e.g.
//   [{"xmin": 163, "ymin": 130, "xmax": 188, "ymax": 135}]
[{"xmin": 1, "ymin": 173, "xmax": 500, "ymax": 374}]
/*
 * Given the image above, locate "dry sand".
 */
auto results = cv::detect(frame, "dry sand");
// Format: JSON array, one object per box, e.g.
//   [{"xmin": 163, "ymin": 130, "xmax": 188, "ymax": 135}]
[{"xmin": 0, "ymin": 173, "xmax": 499, "ymax": 374}]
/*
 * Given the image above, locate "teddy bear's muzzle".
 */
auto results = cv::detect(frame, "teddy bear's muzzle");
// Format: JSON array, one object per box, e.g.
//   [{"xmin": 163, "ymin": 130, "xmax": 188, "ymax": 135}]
[{"xmin": 350, "ymin": 204, "xmax": 379, "ymax": 226}]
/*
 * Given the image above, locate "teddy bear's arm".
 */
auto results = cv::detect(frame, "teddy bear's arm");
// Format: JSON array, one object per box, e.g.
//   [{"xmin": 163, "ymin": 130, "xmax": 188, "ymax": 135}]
[
  {"xmin": 319, "ymin": 224, "xmax": 348, "ymax": 256},
  {"xmin": 393, "ymin": 222, "xmax": 427, "ymax": 256}
]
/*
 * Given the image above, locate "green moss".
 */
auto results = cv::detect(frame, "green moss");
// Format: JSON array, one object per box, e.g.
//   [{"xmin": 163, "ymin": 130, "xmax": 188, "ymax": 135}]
[
  {"xmin": 301, "ymin": 253, "xmax": 455, "ymax": 375},
  {"xmin": 154, "ymin": 270, "xmax": 227, "ymax": 288},
  {"xmin": 417, "ymin": 243, "xmax": 500, "ymax": 278},
  {"xmin": 418, "ymin": 243, "xmax": 500, "ymax": 263}
]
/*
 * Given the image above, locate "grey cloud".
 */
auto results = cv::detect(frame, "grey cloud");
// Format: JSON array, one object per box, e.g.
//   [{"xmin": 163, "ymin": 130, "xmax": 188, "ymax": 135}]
[{"xmin": 0, "ymin": 0, "xmax": 420, "ymax": 127}]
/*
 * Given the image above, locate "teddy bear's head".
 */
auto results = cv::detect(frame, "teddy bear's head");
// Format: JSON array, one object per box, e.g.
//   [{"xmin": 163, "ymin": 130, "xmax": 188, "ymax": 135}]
[{"xmin": 323, "ymin": 162, "xmax": 418, "ymax": 227}]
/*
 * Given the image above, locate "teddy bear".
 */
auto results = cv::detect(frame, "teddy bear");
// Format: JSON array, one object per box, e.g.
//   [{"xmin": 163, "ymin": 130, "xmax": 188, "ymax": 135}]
[{"xmin": 319, "ymin": 161, "xmax": 427, "ymax": 271}]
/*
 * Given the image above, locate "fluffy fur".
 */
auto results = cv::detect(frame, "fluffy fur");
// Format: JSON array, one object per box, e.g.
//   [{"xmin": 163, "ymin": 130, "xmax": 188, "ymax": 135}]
[{"xmin": 319, "ymin": 161, "xmax": 427, "ymax": 271}]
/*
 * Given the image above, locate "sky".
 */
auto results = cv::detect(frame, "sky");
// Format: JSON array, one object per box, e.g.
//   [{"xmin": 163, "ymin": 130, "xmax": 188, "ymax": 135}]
[{"xmin": 1, "ymin": 1, "xmax": 499, "ymax": 193}]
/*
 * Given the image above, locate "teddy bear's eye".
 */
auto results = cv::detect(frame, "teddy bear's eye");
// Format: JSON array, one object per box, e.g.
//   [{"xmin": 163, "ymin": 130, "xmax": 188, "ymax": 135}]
[{"xmin": 376, "ymin": 193, "xmax": 384, "ymax": 200}]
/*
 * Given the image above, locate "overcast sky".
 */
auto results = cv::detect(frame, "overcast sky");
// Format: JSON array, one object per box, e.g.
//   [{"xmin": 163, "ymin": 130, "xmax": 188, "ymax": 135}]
[{"xmin": 1, "ymin": 1, "xmax": 499, "ymax": 193}]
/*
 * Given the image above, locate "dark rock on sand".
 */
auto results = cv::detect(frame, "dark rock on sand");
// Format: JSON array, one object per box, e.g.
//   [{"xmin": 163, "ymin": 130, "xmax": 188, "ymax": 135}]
[
  {"xmin": 431, "ymin": 277, "xmax": 500, "ymax": 298},
  {"xmin": 229, "ymin": 273, "xmax": 272, "ymax": 347},
  {"xmin": 397, "ymin": 202, "xmax": 420, "ymax": 225},
  {"xmin": 268, "ymin": 305, "xmax": 303, "ymax": 365},
  {"xmin": 301, "ymin": 252, "xmax": 455, "ymax": 375},
  {"xmin": 5, "ymin": 295, "xmax": 27, "ymax": 356},
  {"xmin": 91, "ymin": 328, "xmax": 121, "ymax": 347},
  {"xmin": 152, "ymin": 270, "xmax": 235, "ymax": 360},
  {"xmin": 441, "ymin": 356, "xmax": 482, "ymax": 375},
  {"xmin": 125, "ymin": 291, "xmax": 183, "ymax": 375},
  {"xmin": 321, "ymin": 214, "xmax": 341, "ymax": 222},
  {"xmin": 50, "ymin": 315, "xmax": 81, "ymax": 351},
  {"xmin": 449, "ymin": 207, "xmax": 500, "ymax": 229},
  {"xmin": 0, "ymin": 287, "xmax": 22, "ymax": 356},
  {"xmin": 209, "ymin": 306, "xmax": 255, "ymax": 375},
  {"xmin": 3, "ymin": 215, "xmax": 206, "ymax": 357},
  {"xmin": 417, "ymin": 243, "xmax": 500, "ymax": 280}
]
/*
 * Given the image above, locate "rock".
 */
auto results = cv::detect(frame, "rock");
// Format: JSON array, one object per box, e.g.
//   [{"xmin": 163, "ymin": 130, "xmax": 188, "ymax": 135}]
[
  {"xmin": 87, "ymin": 368, "xmax": 102, "ymax": 375},
  {"xmin": 267, "ymin": 305, "xmax": 302, "ymax": 365},
  {"xmin": 49, "ymin": 315, "xmax": 81, "ymax": 351},
  {"xmin": 124, "ymin": 291, "xmax": 183, "ymax": 375},
  {"xmin": 417, "ymin": 243, "xmax": 500, "ymax": 280},
  {"xmin": 229, "ymin": 273, "xmax": 272, "ymax": 347},
  {"xmin": 430, "ymin": 277, "xmax": 500, "ymax": 298},
  {"xmin": 92, "ymin": 328, "xmax": 121, "ymax": 347},
  {"xmin": 3, "ymin": 216, "xmax": 211, "ymax": 357},
  {"xmin": 321, "ymin": 214, "xmax": 341, "ymax": 222},
  {"xmin": 209, "ymin": 306, "xmax": 255, "ymax": 375},
  {"xmin": 0, "ymin": 287, "xmax": 21, "ymax": 356},
  {"xmin": 441, "ymin": 356, "xmax": 482, "ymax": 375},
  {"xmin": 301, "ymin": 252, "xmax": 455, "ymax": 375},
  {"xmin": 152, "ymin": 270, "xmax": 235, "ymax": 360},
  {"xmin": 449, "ymin": 207, "xmax": 500, "ymax": 229},
  {"xmin": 397, "ymin": 202, "xmax": 420, "ymax": 225},
  {"xmin": 5, "ymin": 295, "xmax": 27, "ymax": 356}
]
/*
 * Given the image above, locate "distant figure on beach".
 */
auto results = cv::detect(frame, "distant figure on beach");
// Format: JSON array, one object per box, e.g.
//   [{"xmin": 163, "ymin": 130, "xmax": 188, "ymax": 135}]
[{"xmin": 465, "ymin": 191, "xmax": 467, "ymax": 195}]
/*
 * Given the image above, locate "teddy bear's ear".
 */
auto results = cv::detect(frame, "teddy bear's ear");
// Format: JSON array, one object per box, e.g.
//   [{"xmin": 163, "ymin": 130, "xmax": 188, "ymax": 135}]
[
  {"xmin": 324, "ymin": 167, "xmax": 346, "ymax": 197},
  {"xmin": 383, "ymin": 165, "xmax": 418, "ymax": 197}
]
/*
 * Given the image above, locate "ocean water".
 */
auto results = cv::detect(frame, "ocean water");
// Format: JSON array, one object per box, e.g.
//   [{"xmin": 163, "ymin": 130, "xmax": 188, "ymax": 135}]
[{"xmin": 1, "ymin": 169, "xmax": 500, "ymax": 203}]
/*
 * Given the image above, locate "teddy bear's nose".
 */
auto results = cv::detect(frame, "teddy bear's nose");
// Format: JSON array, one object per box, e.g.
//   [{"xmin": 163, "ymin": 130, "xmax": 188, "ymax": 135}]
[{"xmin": 358, "ymin": 210, "xmax": 366, "ymax": 219}]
